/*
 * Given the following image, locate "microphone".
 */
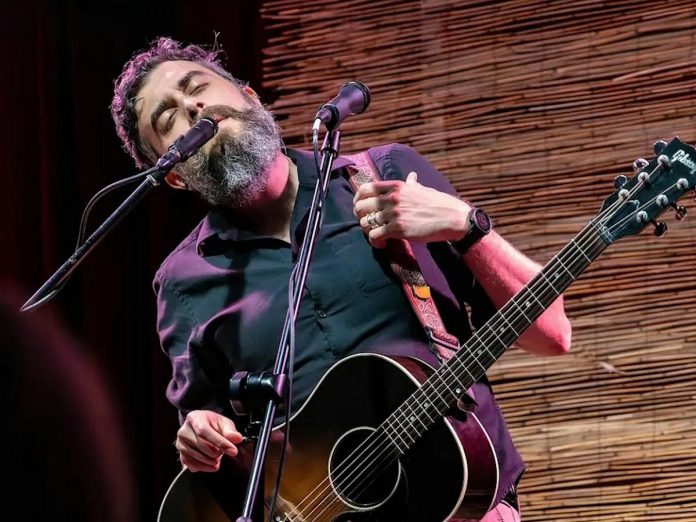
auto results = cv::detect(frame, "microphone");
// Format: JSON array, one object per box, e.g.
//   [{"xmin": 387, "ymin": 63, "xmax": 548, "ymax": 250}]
[
  {"xmin": 313, "ymin": 81, "xmax": 371, "ymax": 132},
  {"xmin": 155, "ymin": 117, "xmax": 219, "ymax": 171}
]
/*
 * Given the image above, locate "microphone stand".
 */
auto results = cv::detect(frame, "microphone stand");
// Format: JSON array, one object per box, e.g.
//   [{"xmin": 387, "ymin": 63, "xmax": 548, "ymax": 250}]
[
  {"xmin": 231, "ymin": 128, "xmax": 341, "ymax": 522},
  {"xmin": 20, "ymin": 166, "xmax": 169, "ymax": 312}
]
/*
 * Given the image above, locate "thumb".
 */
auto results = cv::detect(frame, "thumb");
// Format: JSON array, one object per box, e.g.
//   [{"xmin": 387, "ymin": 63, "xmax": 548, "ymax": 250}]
[
  {"xmin": 406, "ymin": 171, "xmax": 418, "ymax": 184},
  {"xmin": 219, "ymin": 418, "xmax": 244, "ymax": 444}
]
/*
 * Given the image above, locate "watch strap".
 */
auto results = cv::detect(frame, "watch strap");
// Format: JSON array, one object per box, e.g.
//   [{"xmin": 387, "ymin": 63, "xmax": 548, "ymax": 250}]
[{"xmin": 449, "ymin": 207, "xmax": 491, "ymax": 255}]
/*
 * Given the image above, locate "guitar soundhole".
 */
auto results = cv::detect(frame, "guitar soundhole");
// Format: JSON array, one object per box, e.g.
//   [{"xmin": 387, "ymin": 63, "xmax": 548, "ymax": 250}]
[{"xmin": 328, "ymin": 427, "xmax": 401, "ymax": 510}]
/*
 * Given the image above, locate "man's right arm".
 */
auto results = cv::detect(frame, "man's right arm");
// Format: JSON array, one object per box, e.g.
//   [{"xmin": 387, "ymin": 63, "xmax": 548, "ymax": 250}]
[{"xmin": 155, "ymin": 275, "xmax": 244, "ymax": 472}]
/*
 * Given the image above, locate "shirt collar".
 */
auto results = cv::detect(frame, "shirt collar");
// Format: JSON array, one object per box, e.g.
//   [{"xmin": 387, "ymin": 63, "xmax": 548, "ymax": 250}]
[{"xmin": 195, "ymin": 148, "xmax": 355, "ymax": 256}]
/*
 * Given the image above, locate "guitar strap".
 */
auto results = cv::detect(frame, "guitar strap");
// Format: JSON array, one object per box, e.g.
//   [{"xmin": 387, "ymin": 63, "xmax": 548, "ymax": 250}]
[{"xmin": 342, "ymin": 150, "xmax": 464, "ymax": 365}]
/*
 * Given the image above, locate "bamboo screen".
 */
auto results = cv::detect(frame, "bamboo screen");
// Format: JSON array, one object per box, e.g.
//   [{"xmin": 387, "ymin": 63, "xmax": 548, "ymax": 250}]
[{"xmin": 257, "ymin": 1, "xmax": 696, "ymax": 519}]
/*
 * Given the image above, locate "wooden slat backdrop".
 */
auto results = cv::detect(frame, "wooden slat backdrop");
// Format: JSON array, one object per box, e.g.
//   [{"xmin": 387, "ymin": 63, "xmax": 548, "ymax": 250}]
[{"xmin": 257, "ymin": 0, "xmax": 696, "ymax": 519}]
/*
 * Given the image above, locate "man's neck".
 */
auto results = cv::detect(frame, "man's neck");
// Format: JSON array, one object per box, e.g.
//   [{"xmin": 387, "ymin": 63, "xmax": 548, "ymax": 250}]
[{"xmin": 232, "ymin": 153, "xmax": 298, "ymax": 242}]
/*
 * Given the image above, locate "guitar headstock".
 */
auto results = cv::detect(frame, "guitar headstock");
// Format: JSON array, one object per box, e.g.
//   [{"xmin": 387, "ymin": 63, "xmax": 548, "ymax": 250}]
[{"xmin": 598, "ymin": 138, "xmax": 696, "ymax": 244}]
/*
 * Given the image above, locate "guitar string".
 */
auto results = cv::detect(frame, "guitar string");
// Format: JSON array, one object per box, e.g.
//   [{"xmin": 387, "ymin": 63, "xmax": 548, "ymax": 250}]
[
  {"xmin": 283, "ymin": 166, "xmax": 661, "ymax": 521},
  {"xmin": 601, "ymin": 180, "xmax": 683, "ymax": 239},
  {"xmin": 289, "ymin": 225, "xmax": 605, "ymax": 522}
]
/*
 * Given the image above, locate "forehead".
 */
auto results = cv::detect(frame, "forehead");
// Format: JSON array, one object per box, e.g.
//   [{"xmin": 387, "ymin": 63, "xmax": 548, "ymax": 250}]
[{"xmin": 135, "ymin": 61, "xmax": 212, "ymax": 116}]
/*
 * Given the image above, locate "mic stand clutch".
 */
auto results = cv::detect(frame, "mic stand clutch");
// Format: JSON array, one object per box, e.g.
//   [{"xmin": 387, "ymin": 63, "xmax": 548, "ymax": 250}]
[{"xmin": 230, "ymin": 129, "xmax": 342, "ymax": 522}]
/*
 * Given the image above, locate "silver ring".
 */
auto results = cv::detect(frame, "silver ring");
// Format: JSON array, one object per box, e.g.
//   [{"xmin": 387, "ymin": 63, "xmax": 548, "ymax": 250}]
[{"xmin": 367, "ymin": 212, "xmax": 380, "ymax": 229}]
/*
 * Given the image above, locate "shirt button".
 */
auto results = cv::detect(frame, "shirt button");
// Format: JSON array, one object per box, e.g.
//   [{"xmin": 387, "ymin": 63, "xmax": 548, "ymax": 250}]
[{"xmin": 317, "ymin": 309, "xmax": 327, "ymax": 318}]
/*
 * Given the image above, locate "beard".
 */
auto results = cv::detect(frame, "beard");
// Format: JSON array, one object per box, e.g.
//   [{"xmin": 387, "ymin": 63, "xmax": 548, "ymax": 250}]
[{"xmin": 176, "ymin": 103, "xmax": 283, "ymax": 208}]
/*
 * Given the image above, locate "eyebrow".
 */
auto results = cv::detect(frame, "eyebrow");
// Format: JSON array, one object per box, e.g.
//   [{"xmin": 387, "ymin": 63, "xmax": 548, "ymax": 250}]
[{"xmin": 149, "ymin": 70, "xmax": 209, "ymax": 132}]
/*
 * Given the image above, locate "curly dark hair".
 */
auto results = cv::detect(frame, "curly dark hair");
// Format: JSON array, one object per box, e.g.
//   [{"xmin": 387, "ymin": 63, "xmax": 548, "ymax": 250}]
[{"xmin": 110, "ymin": 36, "xmax": 246, "ymax": 168}]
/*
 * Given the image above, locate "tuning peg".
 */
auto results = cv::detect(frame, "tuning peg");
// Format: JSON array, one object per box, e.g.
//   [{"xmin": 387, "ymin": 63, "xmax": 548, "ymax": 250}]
[
  {"xmin": 653, "ymin": 140, "xmax": 668, "ymax": 155},
  {"xmin": 670, "ymin": 203, "xmax": 687, "ymax": 220},
  {"xmin": 651, "ymin": 219, "xmax": 668, "ymax": 236},
  {"xmin": 632, "ymin": 158, "xmax": 649, "ymax": 172},
  {"xmin": 614, "ymin": 174, "xmax": 628, "ymax": 189}
]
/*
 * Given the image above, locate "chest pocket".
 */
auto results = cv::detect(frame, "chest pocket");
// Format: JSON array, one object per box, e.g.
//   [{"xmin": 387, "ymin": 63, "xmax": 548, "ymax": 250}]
[{"xmin": 324, "ymin": 223, "xmax": 398, "ymax": 293}]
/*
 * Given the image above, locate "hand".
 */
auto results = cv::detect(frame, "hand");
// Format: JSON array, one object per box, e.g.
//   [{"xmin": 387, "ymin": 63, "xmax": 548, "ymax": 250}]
[
  {"xmin": 353, "ymin": 171, "xmax": 471, "ymax": 248},
  {"xmin": 175, "ymin": 410, "xmax": 244, "ymax": 473}
]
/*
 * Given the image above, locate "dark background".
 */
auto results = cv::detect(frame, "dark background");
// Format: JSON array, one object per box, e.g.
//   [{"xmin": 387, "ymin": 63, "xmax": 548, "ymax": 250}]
[{"xmin": 1, "ymin": 1, "xmax": 269, "ymax": 519}]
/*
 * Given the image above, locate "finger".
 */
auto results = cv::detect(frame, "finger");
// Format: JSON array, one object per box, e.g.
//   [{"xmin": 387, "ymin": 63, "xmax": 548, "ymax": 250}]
[
  {"xmin": 354, "ymin": 196, "xmax": 385, "ymax": 218},
  {"xmin": 359, "ymin": 210, "xmax": 386, "ymax": 229},
  {"xmin": 406, "ymin": 171, "xmax": 418, "ymax": 184},
  {"xmin": 368, "ymin": 223, "xmax": 393, "ymax": 247},
  {"xmin": 180, "ymin": 450, "xmax": 222, "ymax": 473},
  {"xmin": 217, "ymin": 417, "xmax": 244, "ymax": 445},
  {"xmin": 177, "ymin": 430, "xmax": 222, "ymax": 459},
  {"xmin": 184, "ymin": 417, "xmax": 238, "ymax": 453},
  {"xmin": 176, "ymin": 438, "xmax": 226, "ymax": 466},
  {"xmin": 352, "ymin": 181, "xmax": 402, "ymax": 204}
]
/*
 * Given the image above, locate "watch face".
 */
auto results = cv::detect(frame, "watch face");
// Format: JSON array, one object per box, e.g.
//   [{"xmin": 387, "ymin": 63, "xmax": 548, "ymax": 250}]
[{"xmin": 473, "ymin": 208, "xmax": 492, "ymax": 233}]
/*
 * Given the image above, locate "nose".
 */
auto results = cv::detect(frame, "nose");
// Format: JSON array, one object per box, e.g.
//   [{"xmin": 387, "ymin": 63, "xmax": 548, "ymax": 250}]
[{"xmin": 184, "ymin": 99, "xmax": 205, "ymax": 124}]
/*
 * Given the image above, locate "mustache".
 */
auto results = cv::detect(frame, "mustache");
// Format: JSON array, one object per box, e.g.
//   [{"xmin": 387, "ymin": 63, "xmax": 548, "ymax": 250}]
[{"xmin": 198, "ymin": 104, "xmax": 258, "ymax": 125}]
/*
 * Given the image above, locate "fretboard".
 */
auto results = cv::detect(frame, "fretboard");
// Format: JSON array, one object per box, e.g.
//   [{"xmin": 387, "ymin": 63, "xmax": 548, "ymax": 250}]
[{"xmin": 379, "ymin": 221, "xmax": 610, "ymax": 454}]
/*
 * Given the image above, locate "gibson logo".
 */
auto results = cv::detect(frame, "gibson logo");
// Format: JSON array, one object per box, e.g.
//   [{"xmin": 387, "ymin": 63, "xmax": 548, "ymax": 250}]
[{"xmin": 672, "ymin": 149, "xmax": 696, "ymax": 174}]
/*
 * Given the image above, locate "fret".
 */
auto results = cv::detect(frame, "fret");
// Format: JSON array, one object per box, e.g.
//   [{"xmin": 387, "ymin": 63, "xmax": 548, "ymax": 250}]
[
  {"xmin": 430, "ymin": 369, "xmax": 455, "ymax": 397},
  {"xmin": 538, "ymin": 271, "xmax": 562, "ymax": 295},
  {"xmin": 380, "ymin": 422, "xmax": 406, "ymax": 454},
  {"xmin": 510, "ymin": 300, "xmax": 532, "ymax": 323},
  {"xmin": 416, "ymin": 398, "xmax": 435, "ymax": 423},
  {"xmin": 526, "ymin": 289, "xmax": 547, "ymax": 310},
  {"xmin": 422, "ymin": 380, "xmax": 450, "ymax": 411},
  {"xmin": 402, "ymin": 399, "xmax": 428, "ymax": 430},
  {"xmin": 448, "ymin": 346, "xmax": 486, "ymax": 376},
  {"xmin": 552, "ymin": 254, "xmax": 576, "ymax": 280},
  {"xmin": 570, "ymin": 238, "xmax": 593, "ymax": 262},
  {"xmin": 495, "ymin": 313, "xmax": 520, "ymax": 338},
  {"xmin": 444, "ymin": 366, "xmax": 467, "ymax": 391},
  {"xmin": 391, "ymin": 417, "xmax": 416, "ymax": 445}
]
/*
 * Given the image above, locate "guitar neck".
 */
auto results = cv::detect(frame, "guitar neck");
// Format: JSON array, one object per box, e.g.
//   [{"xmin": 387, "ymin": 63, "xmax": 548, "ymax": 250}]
[{"xmin": 381, "ymin": 221, "xmax": 609, "ymax": 452}]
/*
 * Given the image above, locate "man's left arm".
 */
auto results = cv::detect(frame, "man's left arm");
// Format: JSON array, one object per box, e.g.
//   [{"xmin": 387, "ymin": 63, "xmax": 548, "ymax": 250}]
[{"xmin": 353, "ymin": 144, "xmax": 571, "ymax": 356}]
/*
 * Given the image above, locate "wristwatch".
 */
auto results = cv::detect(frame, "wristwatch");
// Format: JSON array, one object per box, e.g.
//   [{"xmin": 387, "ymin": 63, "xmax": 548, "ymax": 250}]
[{"xmin": 448, "ymin": 207, "xmax": 492, "ymax": 255}]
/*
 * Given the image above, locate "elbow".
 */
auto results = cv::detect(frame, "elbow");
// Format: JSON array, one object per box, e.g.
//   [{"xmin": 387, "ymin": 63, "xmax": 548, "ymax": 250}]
[
  {"xmin": 531, "ymin": 314, "xmax": 572, "ymax": 356},
  {"xmin": 550, "ymin": 317, "xmax": 572, "ymax": 355}
]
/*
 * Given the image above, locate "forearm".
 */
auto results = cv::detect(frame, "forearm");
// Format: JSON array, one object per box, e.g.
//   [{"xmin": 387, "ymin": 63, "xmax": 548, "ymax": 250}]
[{"xmin": 462, "ymin": 231, "xmax": 572, "ymax": 355}]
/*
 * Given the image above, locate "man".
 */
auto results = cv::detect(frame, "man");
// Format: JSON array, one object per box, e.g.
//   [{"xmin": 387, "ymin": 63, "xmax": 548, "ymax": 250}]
[{"xmin": 111, "ymin": 37, "xmax": 571, "ymax": 521}]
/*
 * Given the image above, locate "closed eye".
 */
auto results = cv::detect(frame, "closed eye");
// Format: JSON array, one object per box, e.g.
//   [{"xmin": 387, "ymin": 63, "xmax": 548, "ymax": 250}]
[
  {"xmin": 190, "ymin": 83, "xmax": 208, "ymax": 95},
  {"xmin": 161, "ymin": 109, "xmax": 176, "ymax": 135}
]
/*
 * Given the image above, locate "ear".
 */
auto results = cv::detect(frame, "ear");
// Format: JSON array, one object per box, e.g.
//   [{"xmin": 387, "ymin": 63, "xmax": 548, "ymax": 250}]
[
  {"xmin": 242, "ymin": 85, "xmax": 261, "ymax": 100},
  {"xmin": 164, "ymin": 171, "xmax": 189, "ymax": 191}
]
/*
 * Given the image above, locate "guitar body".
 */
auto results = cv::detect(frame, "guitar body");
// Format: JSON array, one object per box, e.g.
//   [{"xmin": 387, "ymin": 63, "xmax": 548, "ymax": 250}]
[{"xmin": 159, "ymin": 353, "xmax": 499, "ymax": 522}]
